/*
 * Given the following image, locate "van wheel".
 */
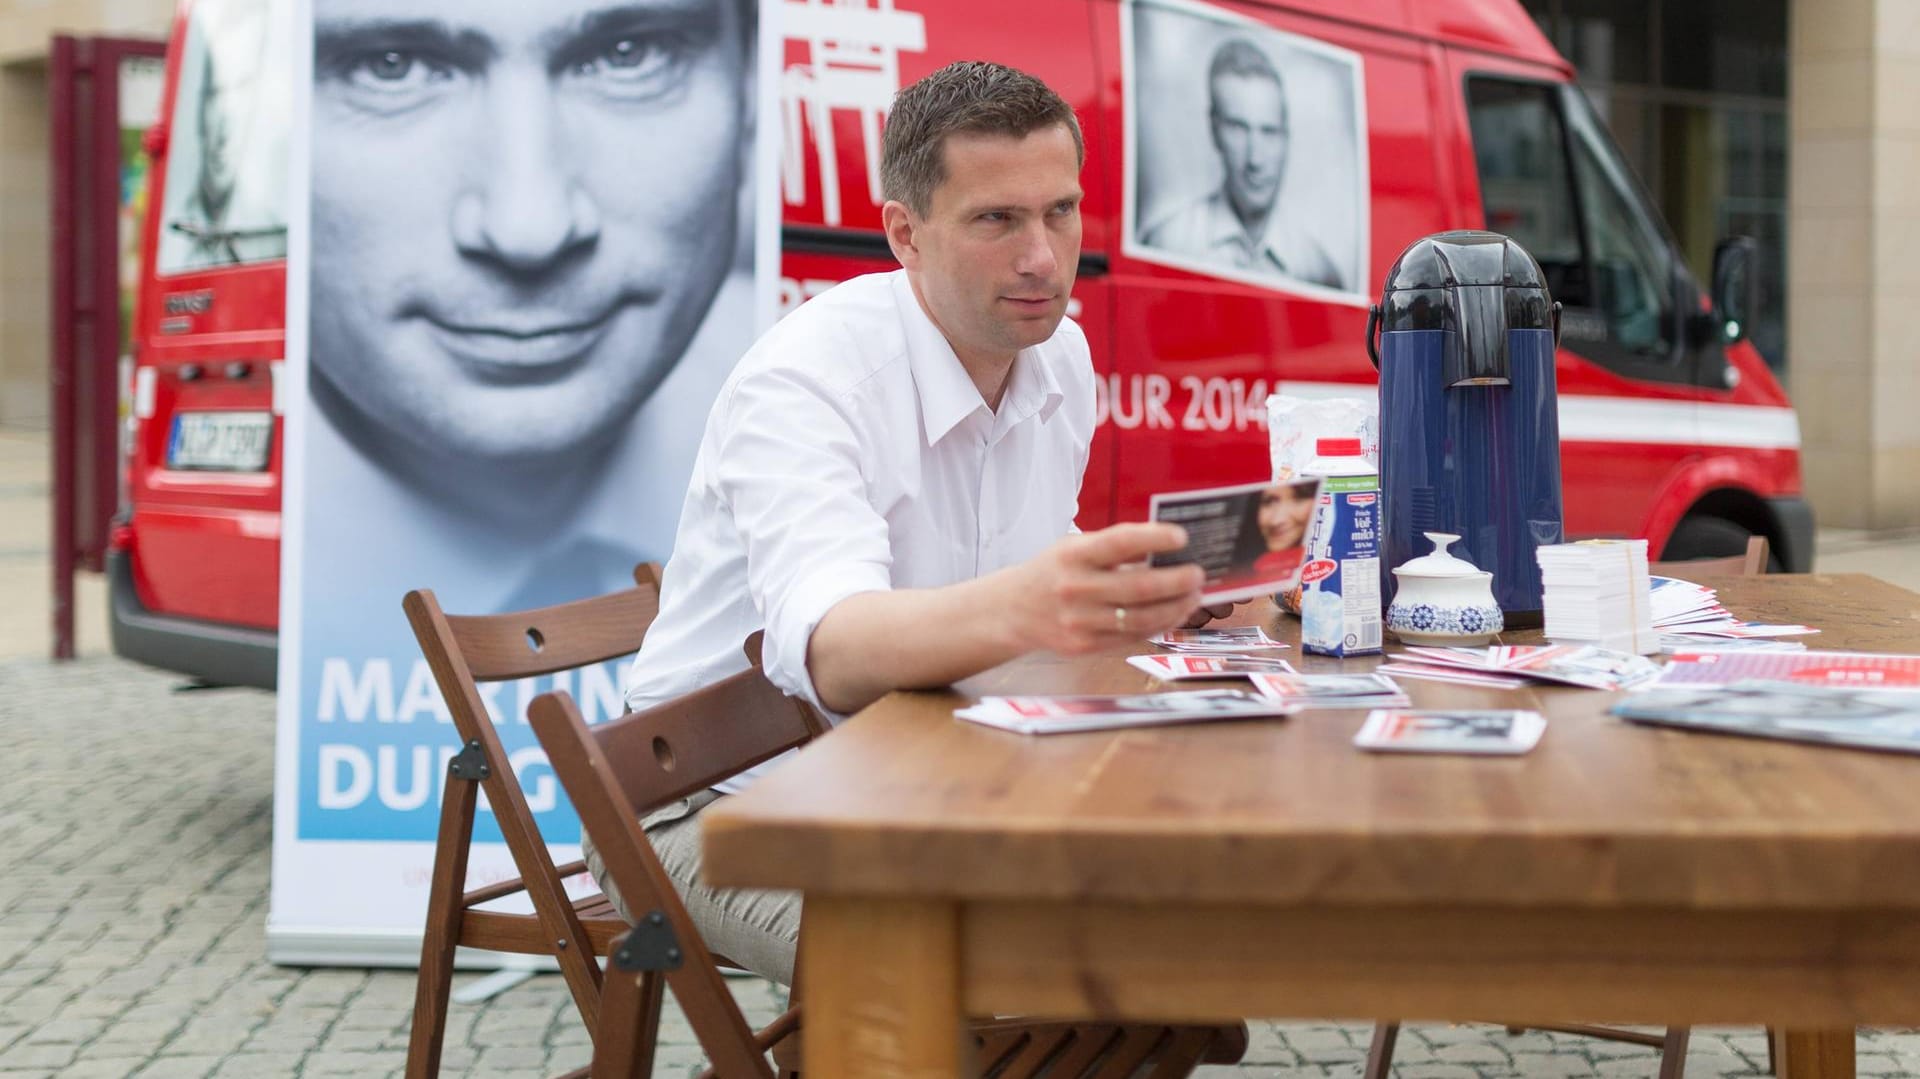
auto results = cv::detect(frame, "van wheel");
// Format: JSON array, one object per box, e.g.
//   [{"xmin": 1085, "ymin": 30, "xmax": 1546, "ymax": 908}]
[{"xmin": 1661, "ymin": 515, "xmax": 1782, "ymax": 571}]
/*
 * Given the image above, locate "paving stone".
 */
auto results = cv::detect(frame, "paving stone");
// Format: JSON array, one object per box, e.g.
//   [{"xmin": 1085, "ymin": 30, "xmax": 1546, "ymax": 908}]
[
  {"xmin": 318, "ymin": 1025, "xmax": 392, "ymax": 1052},
  {"xmin": 1434, "ymin": 1040, "xmax": 1513, "ymax": 1066},
  {"xmin": 302, "ymin": 1049, "xmax": 394, "ymax": 1075},
  {"xmin": 1395, "ymin": 1065, "xmax": 1487, "ymax": 1079},
  {"xmin": 20, "ymin": 1016, "xmax": 105, "ymax": 1044},
  {"xmin": 58, "ymin": 1059, "xmax": 154, "ymax": 1079},
  {"xmin": 1508, "ymin": 1050, "xmax": 1601, "ymax": 1076},
  {"xmin": 1286, "ymin": 1029, "xmax": 1357, "ymax": 1053},
  {"xmin": 0, "ymin": 1042, "xmax": 79, "ymax": 1070},
  {"xmin": 1416, "ymin": 1024, "xmax": 1498, "ymax": 1046},
  {"xmin": 133, "ymin": 1055, "xmax": 226, "ymax": 1077},
  {"xmin": 473, "ymin": 1044, "xmax": 548, "ymax": 1070},
  {"xmin": 209, "ymin": 1051, "xmax": 305, "ymax": 1077}
]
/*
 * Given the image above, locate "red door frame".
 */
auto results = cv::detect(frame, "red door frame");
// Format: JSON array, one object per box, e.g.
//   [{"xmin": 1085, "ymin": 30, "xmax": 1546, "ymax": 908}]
[{"xmin": 49, "ymin": 34, "xmax": 167, "ymax": 659}]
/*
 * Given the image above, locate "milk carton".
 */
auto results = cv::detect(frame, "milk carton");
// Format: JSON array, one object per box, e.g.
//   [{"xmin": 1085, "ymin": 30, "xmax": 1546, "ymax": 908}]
[{"xmin": 1299, "ymin": 438, "xmax": 1383, "ymax": 657}]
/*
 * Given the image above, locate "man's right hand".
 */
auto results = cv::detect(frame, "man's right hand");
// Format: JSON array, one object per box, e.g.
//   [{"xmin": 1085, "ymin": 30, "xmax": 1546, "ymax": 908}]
[{"xmin": 995, "ymin": 523, "xmax": 1206, "ymax": 655}]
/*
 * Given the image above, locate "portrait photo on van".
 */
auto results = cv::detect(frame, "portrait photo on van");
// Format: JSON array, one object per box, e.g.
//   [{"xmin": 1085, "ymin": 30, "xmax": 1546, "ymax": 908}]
[
  {"xmin": 155, "ymin": 0, "xmax": 292, "ymax": 272},
  {"xmin": 1122, "ymin": 0, "xmax": 1368, "ymax": 300}
]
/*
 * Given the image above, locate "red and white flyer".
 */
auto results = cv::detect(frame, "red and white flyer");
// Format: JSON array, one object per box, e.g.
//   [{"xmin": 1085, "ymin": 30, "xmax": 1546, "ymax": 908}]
[
  {"xmin": 1652, "ymin": 651, "xmax": 1920, "ymax": 691},
  {"xmin": 1127, "ymin": 654, "xmax": 1298, "ymax": 680}
]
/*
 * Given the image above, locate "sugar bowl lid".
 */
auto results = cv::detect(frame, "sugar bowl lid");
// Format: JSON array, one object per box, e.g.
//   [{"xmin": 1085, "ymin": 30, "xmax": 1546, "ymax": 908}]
[{"xmin": 1392, "ymin": 532, "xmax": 1488, "ymax": 578}]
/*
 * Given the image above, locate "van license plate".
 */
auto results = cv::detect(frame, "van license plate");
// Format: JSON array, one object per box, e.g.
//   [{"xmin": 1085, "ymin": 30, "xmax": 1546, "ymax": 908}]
[{"xmin": 166, "ymin": 411, "xmax": 274, "ymax": 471}]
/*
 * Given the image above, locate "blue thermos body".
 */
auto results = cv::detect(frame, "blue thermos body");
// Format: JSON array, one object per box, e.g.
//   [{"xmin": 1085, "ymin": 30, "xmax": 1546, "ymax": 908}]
[{"xmin": 1369, "ymin": 231, "xmax": 1565, "ymax": 628}]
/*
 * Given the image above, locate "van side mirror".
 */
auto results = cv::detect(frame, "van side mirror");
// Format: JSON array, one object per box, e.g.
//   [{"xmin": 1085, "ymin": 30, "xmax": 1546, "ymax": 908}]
[{"xmin": 1710, "ymin": 236, "xmax": 1758, "ymax": 344}]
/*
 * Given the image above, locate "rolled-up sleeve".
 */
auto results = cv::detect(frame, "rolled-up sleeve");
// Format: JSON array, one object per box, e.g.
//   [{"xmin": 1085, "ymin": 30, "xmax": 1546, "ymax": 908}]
[{"xmin": 712, "ymin": 360, "xmax": 892, "ymax": 715}]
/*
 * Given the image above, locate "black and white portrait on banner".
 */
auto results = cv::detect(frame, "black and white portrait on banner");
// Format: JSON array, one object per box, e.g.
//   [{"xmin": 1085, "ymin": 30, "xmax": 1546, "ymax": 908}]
[
  {"xmin": 271, "ymin": 0, "xmax": 779, "ymax": 961},
  {"xmin": 1123, "ymin": 0, "xmax": 1367, "ymax": 300}
]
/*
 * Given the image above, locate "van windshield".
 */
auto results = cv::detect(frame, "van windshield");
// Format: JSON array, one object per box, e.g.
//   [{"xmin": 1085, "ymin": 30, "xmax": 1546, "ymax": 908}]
[
  {"xmin": 155, "ymin": 0, "xmax": 291, "ymax": 274},
  {"xmin": 1467, "ymin": 75, "xmax": 1684, "ymax": 379}
]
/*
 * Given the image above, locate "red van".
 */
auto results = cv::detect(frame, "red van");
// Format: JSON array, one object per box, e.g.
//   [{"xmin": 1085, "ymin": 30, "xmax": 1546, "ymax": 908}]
[{"xmin": 111, "ymin": 0, "xmax": 1810, "ymax": 687}]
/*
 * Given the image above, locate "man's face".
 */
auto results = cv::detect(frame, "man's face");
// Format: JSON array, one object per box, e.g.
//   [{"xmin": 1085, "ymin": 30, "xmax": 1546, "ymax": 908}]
[
  {"xmin": 1210, "ymin": 72, "xmax": 1287, "ymax": 225},
  {"xmin": 310, "ymin": 0, "xmax": 747, "ymax": 467},
  {"xmin": 897, "ymin": 125, "xmax": 1083, "ymax": 367}
]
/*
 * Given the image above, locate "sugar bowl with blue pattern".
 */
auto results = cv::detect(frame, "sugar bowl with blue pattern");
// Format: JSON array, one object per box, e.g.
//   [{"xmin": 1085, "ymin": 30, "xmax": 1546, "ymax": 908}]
[{"xmin": 1385, "ymin": 532, "xmax": 1504, "ymax": 646}]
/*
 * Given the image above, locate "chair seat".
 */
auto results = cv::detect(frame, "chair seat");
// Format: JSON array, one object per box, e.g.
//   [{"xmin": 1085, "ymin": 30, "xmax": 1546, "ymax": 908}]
[{"xmin": 458, "ymin": 887, "xmax": 629, "ymax": 955}]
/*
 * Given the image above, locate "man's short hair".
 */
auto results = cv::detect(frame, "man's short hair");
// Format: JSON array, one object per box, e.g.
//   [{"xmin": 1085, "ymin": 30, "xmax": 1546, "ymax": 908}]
[
  {"xmin": 1208, "ymin": 38, "xmax": 1285, "ymax": 108},
  {"xmin": 881, "ymin": 61, "xmax": 1084, "ymax": 216}
]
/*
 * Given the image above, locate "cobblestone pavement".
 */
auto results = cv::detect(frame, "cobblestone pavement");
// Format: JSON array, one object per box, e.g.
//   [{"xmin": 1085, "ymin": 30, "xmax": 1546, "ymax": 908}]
[{"xmin": 4, "ymin": 655, "xmax": 1920, "ymax": 1078}]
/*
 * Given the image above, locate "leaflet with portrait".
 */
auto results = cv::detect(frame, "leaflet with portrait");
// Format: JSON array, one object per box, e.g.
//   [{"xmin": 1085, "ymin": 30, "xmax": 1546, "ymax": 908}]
[
  {"xmin": 1148, "ymin": 478, "xmax": 1324, "ymax": 603},
  {"xmin": 1613, "ymin": 681, "xmax": 1920, "ymax": 756}
]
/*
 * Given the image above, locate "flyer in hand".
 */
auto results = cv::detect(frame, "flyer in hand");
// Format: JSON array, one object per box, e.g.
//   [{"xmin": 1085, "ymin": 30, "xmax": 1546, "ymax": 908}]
[
  {"xmin": 955, "ymin": 689, "xmax": 1294, "ymax": 735},
  {"xmin": 1613, "ymin": 680, "xmax": 1920, "ymax": 756},
  {"xmin": 1148, "ymin": 478, "xmax": 1325, "ymax": 603},
  {"xmin": 1127, "ymin": 654, "xmax": 1299, "ymax": 680},
  {"xmin": 1353, "ymin": 709, "xmax": 1547, "ymax": 754}
]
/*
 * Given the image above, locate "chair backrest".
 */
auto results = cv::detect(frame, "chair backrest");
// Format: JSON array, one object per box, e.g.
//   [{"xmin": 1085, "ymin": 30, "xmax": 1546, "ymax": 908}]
[
  {"xmin": 400, "ymin": 564, "xmax": 662, "ymax": 1016},
  {"xmin": 1651, "ymin": 535, "xmax": 1770, "ymax": 579},
  {"xmin": 528, "ymin": 645, "xmax": 821, "ymax": 1079}
]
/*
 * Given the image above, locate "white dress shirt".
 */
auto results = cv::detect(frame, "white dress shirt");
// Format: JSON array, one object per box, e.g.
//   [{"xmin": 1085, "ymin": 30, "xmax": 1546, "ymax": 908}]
[{"xmin": 625, "ymin": 269, "xmax": 1096, "ymax": 792}]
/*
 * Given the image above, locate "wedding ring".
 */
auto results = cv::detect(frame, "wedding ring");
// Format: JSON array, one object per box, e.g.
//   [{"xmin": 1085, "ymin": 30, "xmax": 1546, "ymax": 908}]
[{"xmin": 1114, "ymin": 606, "xmax": 1127, "ymax": 630}]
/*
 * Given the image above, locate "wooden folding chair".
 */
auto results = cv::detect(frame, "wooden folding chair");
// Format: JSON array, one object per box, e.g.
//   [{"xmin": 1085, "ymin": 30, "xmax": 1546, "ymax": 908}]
[
  {"xmin": 1651, "ymin": 534, "xmax": 1771, "ymax": 578},
  {"xmin": 402, "ymin": 563, "xmax": 663, "ymax": 1079},
  {"xmin": 529, "ymin": 642, "xmax": 1249, "ymax": 1079}
]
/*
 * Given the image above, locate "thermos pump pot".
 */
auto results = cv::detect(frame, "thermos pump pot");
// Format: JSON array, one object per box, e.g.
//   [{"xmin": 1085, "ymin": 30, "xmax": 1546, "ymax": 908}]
[{"xmin": 1369, "ymin": 230, "xmax": 1565, "ymax": 628}]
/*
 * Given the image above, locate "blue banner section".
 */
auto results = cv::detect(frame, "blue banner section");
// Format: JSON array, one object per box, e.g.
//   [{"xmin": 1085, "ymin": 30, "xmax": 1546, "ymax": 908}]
[{"xmin": 297, "ymin": 651, "xmax": 631, "ymax": 843}]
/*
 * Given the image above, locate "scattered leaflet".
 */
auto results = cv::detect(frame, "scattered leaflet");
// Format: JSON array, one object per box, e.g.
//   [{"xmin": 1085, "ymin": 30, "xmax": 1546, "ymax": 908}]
[
  {"xmin": 1353, "ymin": 709, "xmax": 1546, "ymax": 755},
  {"xmin": 1389, "ymin": 645, "xmax": 1662, "ymax": 690},
  {"xmin": 1150, "ymin": 627, "xmax": 1286, "ymax": 652},
  {"xmin": 1536, "ymin": 540, "xmax": 1658, "ymax": 654},
  {"xmin": 1650, "ymin": 650, "xmax": 1920, "ymax": 691},
  {"xmin": 1613, "ymin": 680, "xmax": 1920, "ymax": 756},
  {"xmin": 955, "ymin": 689, "xmax": 1293, "ymax": 735},
  {"xmin": 1373, "ymin": 662, "xmax": 1530, "ymax": 689},
  {"xmin": 1248, "ymin": 671, "xmax": 1409, "ymax": 709},
  {"xmin": 1657, "ymin": 634, "xmax": 1806, "ymax": 655},
  {"xmin": 1127, "ymin": 654, "xmax": 1298, "ymax": 680},
  {"xmin": 1648, "ymin": 576, "xmax": 1819, "ymax": 645}
]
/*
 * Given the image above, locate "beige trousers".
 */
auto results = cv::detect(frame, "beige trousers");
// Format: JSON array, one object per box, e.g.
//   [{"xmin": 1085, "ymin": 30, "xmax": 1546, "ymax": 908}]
[{"xmin": 581, "ymin": 788, "xmax": 802, "ymax": 987}]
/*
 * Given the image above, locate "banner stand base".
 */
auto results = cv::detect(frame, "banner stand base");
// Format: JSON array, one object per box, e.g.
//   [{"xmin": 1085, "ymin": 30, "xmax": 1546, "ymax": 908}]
[{"xmin": 266, "ymin": 925, "xmax": 565, "ymax": 973}]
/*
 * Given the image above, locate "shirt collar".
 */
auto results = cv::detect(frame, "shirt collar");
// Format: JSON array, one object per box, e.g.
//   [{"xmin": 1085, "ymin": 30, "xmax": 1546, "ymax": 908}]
[
  {"xmin": 1202, "ymin": 192, "xmax": 1287, "ymax": 271},
  {"xmin": 892, "ymin": 271, "xmax": 985, "ymax": 446},
  {"xmin": 890, "ymin": 270, "xmax": 1067, "ymax": 446},
  {"xmin": 994, "ymin": 338, "xmax": 1067, "ymax": 436}
]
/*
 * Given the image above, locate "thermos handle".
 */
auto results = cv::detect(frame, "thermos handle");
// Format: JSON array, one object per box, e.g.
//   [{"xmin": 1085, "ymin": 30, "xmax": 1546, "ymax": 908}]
[
  {"xmin": 1366, "ymin": 304, "xmax": 1382, "ymax": 370},
  {"xmin": 1551, "ymin": 300, "xmax": 1563, "ymax": 348}
]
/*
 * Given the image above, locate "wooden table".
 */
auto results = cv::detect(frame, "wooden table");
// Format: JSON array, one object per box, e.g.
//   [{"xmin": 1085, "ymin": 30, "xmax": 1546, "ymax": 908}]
[{"xmin": 703, "ymin": 573, "xmax": 1920, "ymax": 1078}]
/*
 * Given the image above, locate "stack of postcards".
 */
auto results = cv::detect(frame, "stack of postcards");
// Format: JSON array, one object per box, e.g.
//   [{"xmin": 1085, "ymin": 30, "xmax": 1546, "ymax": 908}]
[{"xmin": 1536, "ymin": 539, "xmax": 1658, "ymax": 655}]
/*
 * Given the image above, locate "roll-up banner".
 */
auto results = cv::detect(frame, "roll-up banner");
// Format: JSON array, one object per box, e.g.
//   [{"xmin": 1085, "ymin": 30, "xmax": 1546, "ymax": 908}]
[{"xmin": 270, "ymin": 0, "xmax": 783, "ymax": 965}]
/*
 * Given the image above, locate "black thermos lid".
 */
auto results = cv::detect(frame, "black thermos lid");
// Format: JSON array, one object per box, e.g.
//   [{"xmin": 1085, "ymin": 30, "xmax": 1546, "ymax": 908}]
[{"xmin": 1375, "ymin": 230, "xmax": 1555, "ymax": 388}]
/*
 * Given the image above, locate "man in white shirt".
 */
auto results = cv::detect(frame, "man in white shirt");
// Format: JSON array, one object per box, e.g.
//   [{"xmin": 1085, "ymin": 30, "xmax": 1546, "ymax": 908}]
[
  {"xmin": 583, "ymin": 60, "xmax": 1227, "ymax": 986},
  {"xmin": 1140, "ymin": 38, "xmax": 1343, "ymax": 290}
]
